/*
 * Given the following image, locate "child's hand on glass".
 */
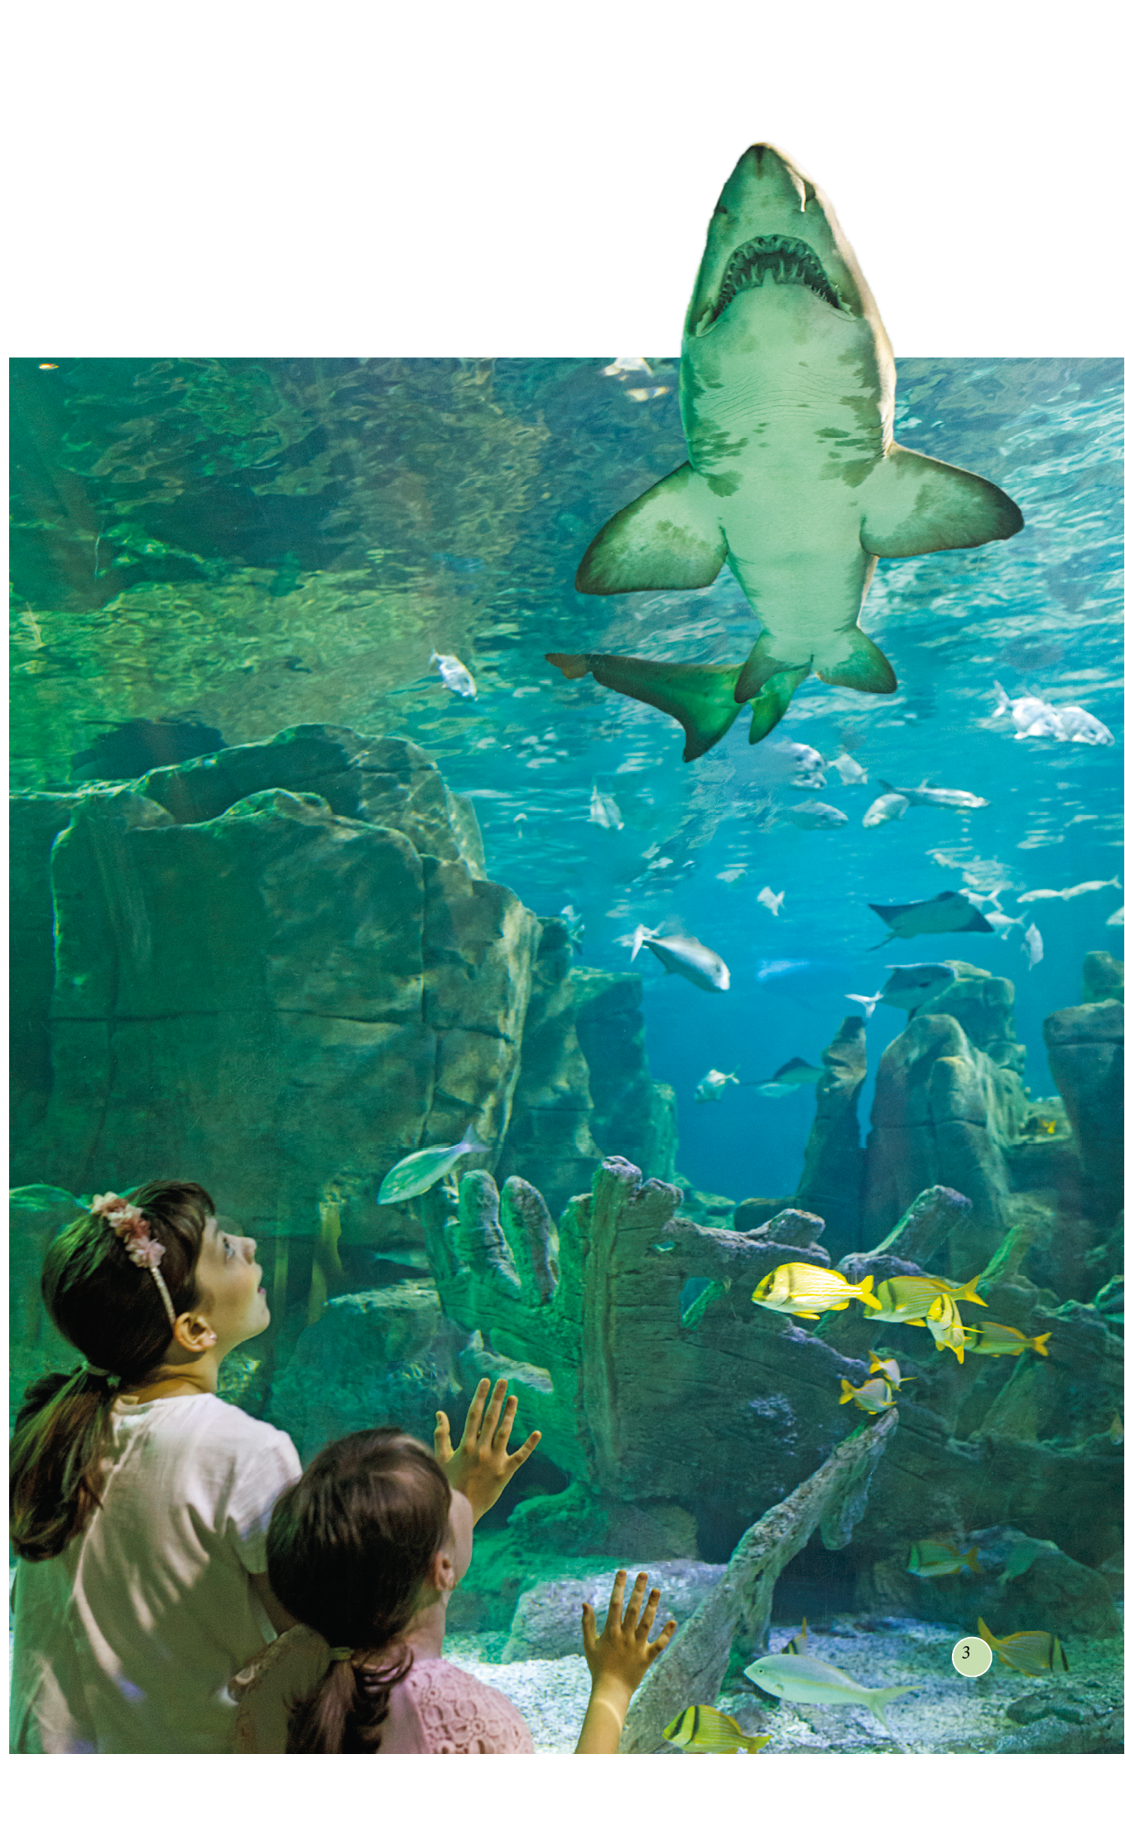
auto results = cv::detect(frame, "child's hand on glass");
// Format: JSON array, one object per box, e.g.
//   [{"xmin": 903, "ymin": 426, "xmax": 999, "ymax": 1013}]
[{"xmin": 434, "ymin": 1378, "xmax": 541, "ymax": 1523}]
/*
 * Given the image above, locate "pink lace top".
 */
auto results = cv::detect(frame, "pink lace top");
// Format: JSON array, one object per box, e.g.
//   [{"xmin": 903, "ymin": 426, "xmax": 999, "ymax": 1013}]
[{"xmin": 230, "ymin": 1625, "xmax": 534, "ymax": 1754}]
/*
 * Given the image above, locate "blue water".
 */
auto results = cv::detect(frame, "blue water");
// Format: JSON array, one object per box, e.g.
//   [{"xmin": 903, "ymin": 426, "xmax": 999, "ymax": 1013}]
[{"xmin": 10, "ymin": 355, "xmax": 1123, "ymax": 1202}]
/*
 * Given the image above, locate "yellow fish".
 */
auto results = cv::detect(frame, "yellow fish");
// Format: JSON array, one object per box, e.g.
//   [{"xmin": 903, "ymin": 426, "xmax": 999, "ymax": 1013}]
[
  {"xmin": 753, "ymin": 1262, "xmax": 876, "ymax": 1319},
  {"xmin": 865, "ymin": 1273, "xmax": 986, "ymax": 1324},
  {"xmin": 907, "ymin": 1539, "xmax": 981, "ymax": 1577},
  {"xmin": 925, "ymin": 1291, "xmax": 971, "ymax": 1362},
  {"xmin": 965, "ymin": 1320, "xmax": 1051, "ymax": 1358},
  {"xmin": 662, "ymin": 1705, "xmax": 771, "ymax": 1753},
  {"xmin": 839, "ymin": 1375, "xmax": 896, "ymax": 1413},
  {"xmin": 977, "ymin": 1618, "xmax": 1069, "ymax": 1676},
  {"xmin": 867, "ymin": 1351, "xmax": 912, "ymax": 1388},
  {"xmin": 781, "ymin": 1617, "xmax": 808, "ymax": 1655}
]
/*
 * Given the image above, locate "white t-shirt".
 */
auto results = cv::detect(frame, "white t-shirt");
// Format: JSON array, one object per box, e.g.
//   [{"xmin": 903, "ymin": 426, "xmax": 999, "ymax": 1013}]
[{"xmin": 9, "ymin": 1391, "xmax": 302, "ymax": 1754}]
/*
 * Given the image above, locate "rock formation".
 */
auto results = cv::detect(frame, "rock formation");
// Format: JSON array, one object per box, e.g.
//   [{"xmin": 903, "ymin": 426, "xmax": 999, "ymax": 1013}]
[{"xmin": 9, "ymin": 725, "xmax": 675, "ymax": 1311}]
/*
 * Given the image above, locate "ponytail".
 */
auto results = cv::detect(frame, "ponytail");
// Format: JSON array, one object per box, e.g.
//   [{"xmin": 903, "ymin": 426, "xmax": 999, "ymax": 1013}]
[
  {"xmin": 286, "ymin": 1648, "xmax": 414, "ymax": 1754},
  {"xmin": 9, "ymin": 1180, "xmax": 212, "ymax": 1562},
  {"xmin": 266, "ymin": 1430, "xmax": 452, "ymax": 1754}
]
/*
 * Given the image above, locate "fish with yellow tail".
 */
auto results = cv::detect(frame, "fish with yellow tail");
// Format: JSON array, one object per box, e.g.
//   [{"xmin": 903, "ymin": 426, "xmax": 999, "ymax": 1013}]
[
  {"xmin": 924, "ymin": 1290, "xmax": 971, "ymax": 1363},
  {"xmin": 966, "ymin": 1320, "xmax": 1052, "ymax": 1358},
  {"xmin": 868, "ymin": 1351, "xmax": 912, "ymax": 1389},
  {"xmin": 743, "ymin": 1653, "xmax": 917, "ymax": 1732},
  {"xmin": 862, "ymin": 1272, "xmax": 987, "ymax": 1325},
  {"xmin": 977, "ymin": 1618, "xmax": 1069, "ymax": 1677},
  {"xmin": 839, "ymin": 1374, "xmax": 896, "ymax": 1414},
  {"xmin": 752, "ymin": 1262, "xmax": 877, "ymax": 1319},
  {"xmin": 662, "ymin": 1706, "xmax": 771, "ymax": 1753},
  {"xmin": 781, "ymin": 1617, "xmax": 808, "ymax": 1655},
  {"xmin": 907, "ymin": 1540, "xmax": 982, "ymax": 1578}
]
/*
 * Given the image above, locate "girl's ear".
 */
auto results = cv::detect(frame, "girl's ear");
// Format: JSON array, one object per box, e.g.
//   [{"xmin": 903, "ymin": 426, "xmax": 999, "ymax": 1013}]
[
  {"xmin": 431, "ymin": 1545, "xmax": 458, "ymax": 1596},
  {"xmin": 169, "ymin": 1311, "xmax": 218, "ymax": 1355}
]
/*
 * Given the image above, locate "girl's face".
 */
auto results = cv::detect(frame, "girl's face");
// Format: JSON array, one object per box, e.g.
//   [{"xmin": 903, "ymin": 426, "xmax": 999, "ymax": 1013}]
[{"xmin": 194, "ymin": 1214, "xmax": 270, "ymax": 1353}]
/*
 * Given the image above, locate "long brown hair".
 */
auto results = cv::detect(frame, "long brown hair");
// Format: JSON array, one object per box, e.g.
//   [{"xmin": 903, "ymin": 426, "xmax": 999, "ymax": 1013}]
[
  {"xmin": 266, "ymin": 1430, "xmax": 452, "ymax": 1753},
  {"xmin": 9, "ymin": 1180, "xmax": 213, "ymax": 1562}
]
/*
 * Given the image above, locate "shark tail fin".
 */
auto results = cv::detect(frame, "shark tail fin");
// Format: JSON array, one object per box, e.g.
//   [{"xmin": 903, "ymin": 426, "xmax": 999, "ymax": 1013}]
[
  {"xmin": 747, "ymin": 665, "xmax": 812, "ymax": 743},
  {"xmin": 735, "ymin": 632, "xmax": 812, "ymax": 703},
  {"xmin": 549, "ymin": 651, "xmax": 744, "ymax": 761},
  {"xmin": 814, "ymin": 629, "xmax": 897, "ymax": 694}
]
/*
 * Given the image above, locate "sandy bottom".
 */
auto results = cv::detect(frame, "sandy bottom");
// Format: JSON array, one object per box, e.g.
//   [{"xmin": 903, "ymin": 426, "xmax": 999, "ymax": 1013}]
[{"xmin": 444, "ymin": 1610, "xmax": 1124, "ymax": 1755}]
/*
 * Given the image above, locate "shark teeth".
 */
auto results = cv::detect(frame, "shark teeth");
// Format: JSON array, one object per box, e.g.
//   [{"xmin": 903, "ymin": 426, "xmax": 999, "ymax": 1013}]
[{"xmin": 710, "ymin": 235, "xmax": 842, "ymax": 321}]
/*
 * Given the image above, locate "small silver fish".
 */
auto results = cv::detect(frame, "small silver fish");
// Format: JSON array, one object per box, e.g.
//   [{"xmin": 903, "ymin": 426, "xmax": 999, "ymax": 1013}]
[
  {"xmin": 589, "ymin": 782, "xmax": 624, "ymax": 830},
  {"xmin": 1017, "ymin": 878, "xmax": 1120, "ymax": 903},
  {"xmin": 695, "ymin": 1067, "xmax": 741, "ymax": 1103},
  {"xmin": 782, "ymin": 800, "xmax": 848, "ymax": 830},
  {"xmin": 1022, "ymin": 922, "xmax": 1044, "ymax": 967},
  {"xmin": 862, "ymin": 792, "xmax": 910, "ymax": 828},
  {"xmin": 878, "ymin": 777, "xmax": 989, "ymax": 810},
  {"xmin": 377, "ymin": 1125, "xmax": 488, "ymax": 1205},
  {"xmin": 641, "ymin": 933, "xmax": 731, "ymax": 992},
  {"xmin": 757, "ymin": 886, "xmax": 785, "ymax": 916},
  {"xmin": 846, "ymin": 991, "xmax": 882, "ymax": 1019},
  {"xmin": 624, "ymin": 385, "xmax": 672, "ymax": 401},
  {"xmin": 559, "ymin": 904, "xmax": 585, "ymax": 953},
  {"xmin": 602, "ymin": 356, "xmax": 652, "ymax": 377},
  {"xmin": 430, "ymin": 650, "xmax": 476, "ymax": 698},
  {"xmin": 829, "ymin": 751, "xmax": 868, "ymax": 784},
  {"xmin": 755, "ymin": 1057, "xmax": 821, "ymax": 1093}
]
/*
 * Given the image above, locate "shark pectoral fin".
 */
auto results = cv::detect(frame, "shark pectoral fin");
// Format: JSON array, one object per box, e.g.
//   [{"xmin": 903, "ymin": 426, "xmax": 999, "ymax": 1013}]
[
  {"xmin": 747, "ymin": 666, "xmax": 812, "ymax": 744},
  {"xmin": 551, "ymin": 652, "xmax": 744, "ymax": 761},
  {"xmin": 859, "ymin": 445, "xmax": 1024, "ymax": 558},
  {"xmin": 734, "ymin": 633, "xmax": 812, "ymax": 703},
  {"xmin": 814, "ymin": 628, "xmax": 897, "ymax": 694},
  {"xmin": 575, "ymin": 463, "xmax": 729, "ymax": 594}
]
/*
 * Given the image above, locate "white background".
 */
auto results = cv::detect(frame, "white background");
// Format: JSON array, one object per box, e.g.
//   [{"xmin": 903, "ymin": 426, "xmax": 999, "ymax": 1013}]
[{"xmin": 4, "ymin": 0, "xmax": 1121, "ymax": 1830}]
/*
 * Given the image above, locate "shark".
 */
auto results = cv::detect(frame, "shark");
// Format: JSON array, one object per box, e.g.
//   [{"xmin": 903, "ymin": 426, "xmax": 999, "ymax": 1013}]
[{"xmin": 548, "ymin": 143, "xmax": 1024, "ymax": 756}]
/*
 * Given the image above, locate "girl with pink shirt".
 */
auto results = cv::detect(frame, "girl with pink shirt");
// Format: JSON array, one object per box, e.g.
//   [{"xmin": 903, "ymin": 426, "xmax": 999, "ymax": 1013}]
[{"xmin": 232, "ymin": 1427, "xmax": 677, "ymax": 1753}]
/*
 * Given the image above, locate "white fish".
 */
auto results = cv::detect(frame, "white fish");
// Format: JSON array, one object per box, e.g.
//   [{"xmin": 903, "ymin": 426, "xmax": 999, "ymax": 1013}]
[
  {"xmin": 1023, "ymin": 922, "xmax": 1044, "ymax": 967},
  {"xmin": 991, "ymin": 682, "xmax": 1068, "ymax": 739},
  {"xmin": 744, "ymin": 1654, "xmax": 916, "ymax": 1732},
  {"xmin": 782, "ymin": 800, "xmax": 847, "ymax": 830},
  {"xmin": 716, "ymin": 866, "xmax": 748, "ymax": 883},
  {"xmin": 695, "ymin": 1067, "xmax": 741, "ymax": 1103},
  {"xmin": 862, "ymin": 792, "xmax": 910, "ymax": 828},
  {"xmin": 625, "ymin": 924, "xmax": 656, "ymax": 961},
  {"xmin": 781, "ymin": 741, "xmax": 828, "ymax": 787},
  {"xmin": 829, "ymin": 751, "xmax": 867, "ymax": 784},
  {"xmin": 877, "ymin": 777, "xmax": 989, "ymax": 810},
  {"xmin": 589, "ymin": 783, "xmax": 624, "ymax": 830},
  {"xmin": 846, "ymin": 991, "xmax": 882, "ymax": 1020},
  {"xmin": 602, "ymin": 356, "xmax": 652, "ymax": 377},
  {"xmin": 625, "ymin": 386, "xmax": 672, "ymax": 401},
  {"xmin": 640, "ymin": 932, "xmax": 731, "ymax": 992},
  {"xmin": 1108, "ymin": 907, "xmax": 1124, "ymax": 927},
  {"xmin": 430, "ymin": 650, "xmax": 476, "ymax": 698},
  {"xmin": 757, "ymin": 886, "xmax": 785, "ymax": 917},
  {"xmin": 964, "ymin": 885, "xmax": 1008, "ymax": 909},
  {"xmin": 1017, "ymin": 878, "xmax": 1121, "ymax": 904},
  {"xmin": 985, "ymin": 910, "xmax": 1026, "ymax": 938},
  {"xmin": 1055, "ymin": 705, "xmax": 1114, "ymax": 745}
]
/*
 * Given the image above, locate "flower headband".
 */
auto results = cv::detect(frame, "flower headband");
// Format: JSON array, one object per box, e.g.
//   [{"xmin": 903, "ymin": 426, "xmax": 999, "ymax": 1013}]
[{"xmin": 90, "ymin": 1193, "xmax": 178, "ymax": 1328}]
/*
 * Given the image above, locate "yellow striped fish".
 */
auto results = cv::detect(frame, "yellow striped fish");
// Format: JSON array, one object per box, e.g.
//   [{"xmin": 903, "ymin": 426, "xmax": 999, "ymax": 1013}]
[
  {"xmin": 977, "ymin": 1618, "xmax": 1069, "ymax": 1676},
  {"xmin": 907, "ymin": 1539, "xmax": 981, "ymax": 1577},
  {"xmin": 662, "ymin": 1705, "xmax": 771, "ymax": 1753},
  {"xmin": 868, "ymin": 1351, "xmax": 912, "ymax": 1387},
  {"xmin": 925, "ymin": 1291, "xmax": 971, "ymax": 1362},
  {"xmin": 965, "ymin": 1320, "xmax": 1051, "ymax": 1358},
  {"xmin": 781, "ymin": 1617, "xmax": 808, "ymax": 1655},
  {"xmin": 864, "ymin": 1274, "xmax": 986, "ymax": 1325},
  {"xmin": 753, "ymin": 1262, "xmax": 877, "ymax": 1319},
  {"xmin": 839, "ymin": 1375, "xmax": 896, "ymax": 1413}
]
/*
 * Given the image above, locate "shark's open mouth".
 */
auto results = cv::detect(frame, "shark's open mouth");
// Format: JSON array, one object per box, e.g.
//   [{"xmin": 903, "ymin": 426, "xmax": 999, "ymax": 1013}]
[{"xmin": 705, "ymin": 236, "xmax": 842, "ymax": 325}]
